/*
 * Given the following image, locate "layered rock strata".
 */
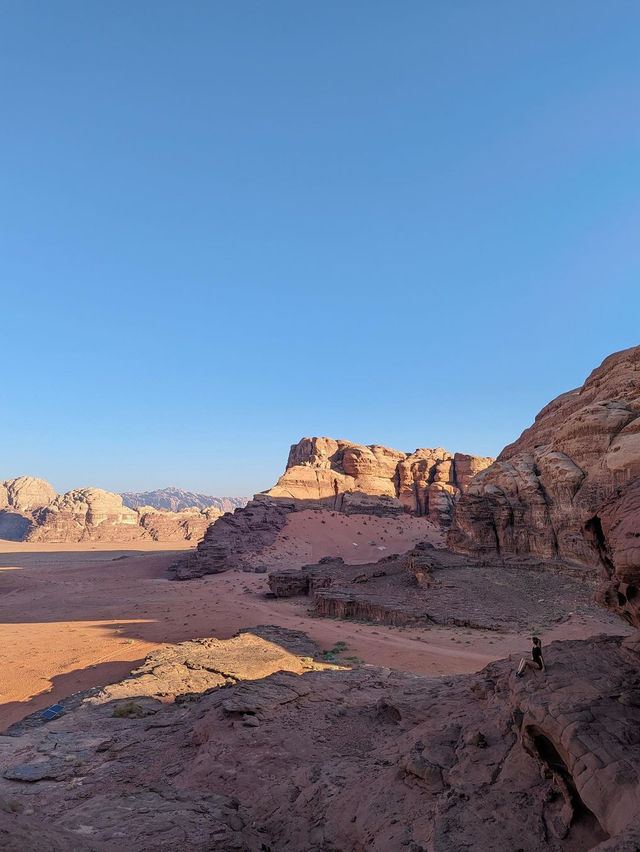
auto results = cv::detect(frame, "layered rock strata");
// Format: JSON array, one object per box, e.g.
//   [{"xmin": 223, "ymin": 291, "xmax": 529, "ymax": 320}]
[
  {"xmin": 1, "ymin": 630, "xmax": 639, "ymax": 850},
  {"xmin": 449, "ymin": 346, "xmax": 640, "ymax": 585},
  {"xmin": 266, "ymin": 438, "xmax": 493, "ymax": 525}
]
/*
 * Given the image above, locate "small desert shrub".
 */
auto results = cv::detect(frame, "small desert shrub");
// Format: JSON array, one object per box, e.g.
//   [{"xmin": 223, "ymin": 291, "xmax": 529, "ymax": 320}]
[{"xmin": 112, "ymin": 701, "xmax": 145, "ymax": 719}]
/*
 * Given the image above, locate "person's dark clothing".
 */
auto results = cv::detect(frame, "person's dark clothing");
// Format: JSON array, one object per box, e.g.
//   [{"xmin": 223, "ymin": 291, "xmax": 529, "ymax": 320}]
[{"xmin": 532, "ymin": 645, "xmax": 543, "ymax": 669}]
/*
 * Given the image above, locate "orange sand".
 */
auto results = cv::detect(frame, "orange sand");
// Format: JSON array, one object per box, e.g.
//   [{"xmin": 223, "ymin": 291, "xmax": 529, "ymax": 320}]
[
  {"xmin": 244, "ymin": 509, "xmax": 443, "ymax": 570},
  {"xmin": 0, "ymin": 527, "xmax": 632, "ymax": 730}
]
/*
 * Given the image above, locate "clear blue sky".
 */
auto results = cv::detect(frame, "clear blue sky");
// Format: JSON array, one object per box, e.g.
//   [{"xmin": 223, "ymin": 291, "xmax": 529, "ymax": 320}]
[{"xmin": 1, "ymin": 2, "xmax": 639, "ymax": 496}]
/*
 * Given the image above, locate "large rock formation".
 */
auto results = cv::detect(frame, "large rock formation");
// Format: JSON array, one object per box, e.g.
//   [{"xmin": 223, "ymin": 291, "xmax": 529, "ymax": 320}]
[
  {"xmin": 174, "ymin": 439, "xmax": 493, "ymax": 579},
  {"xmin": 1, "ymin": 629, "xmax": 639, "ymax": 850},
  {"xmin": 266, "ymin": 438, "xmax": 493, "ymax": 525},
  {"xmin": 121, "ymin": 488, "xmax": 248, "ymax": 513},
  {"xmin": 449, "ymin": 346, "xmax": 640, "ymax": 585},
  {"xmin": 0, "ymin": 477, "xmax": 222, "ymax": 543}
]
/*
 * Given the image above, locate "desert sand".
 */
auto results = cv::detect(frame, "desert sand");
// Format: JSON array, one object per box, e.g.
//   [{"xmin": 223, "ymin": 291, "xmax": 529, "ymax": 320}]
[{"xmin": 1, "ymin": 512, "xmax": 630, "ymax": 731}]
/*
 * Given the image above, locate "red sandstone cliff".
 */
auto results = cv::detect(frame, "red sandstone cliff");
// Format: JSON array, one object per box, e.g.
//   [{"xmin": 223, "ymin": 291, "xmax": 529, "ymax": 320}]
[{"xmin": 448, "ymin": 345, "xmax": 640, "ymax": 622}]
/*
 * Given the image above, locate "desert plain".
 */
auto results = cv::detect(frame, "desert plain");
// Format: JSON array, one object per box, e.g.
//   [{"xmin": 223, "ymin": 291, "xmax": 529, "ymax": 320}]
[{"xmin": 1, "ymin": 509, "xmax": 629, "ymax": 731}]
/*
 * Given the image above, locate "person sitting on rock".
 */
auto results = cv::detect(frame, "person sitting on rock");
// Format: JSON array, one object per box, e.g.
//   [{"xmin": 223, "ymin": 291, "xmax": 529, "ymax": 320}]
[{"xmin": 515, "ymin": 636, "xmax": 545, "ymax": 679}]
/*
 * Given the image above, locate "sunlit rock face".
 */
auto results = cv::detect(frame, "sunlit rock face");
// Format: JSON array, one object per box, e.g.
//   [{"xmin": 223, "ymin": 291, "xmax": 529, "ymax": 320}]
[
  {"xmin": 121, "ymin": 488, "xmax": 248, "ymax": 513},
  {"xmin": 0, "ymin": 477, "xmax": 220, "ymax": 544},
  {"xmin": 588, "ymin": 477, "xmax": 640, "ymax": 627},
  {"xmin": 449, "ymin": 345, "xmax": 640, "ymax": 572},
  {"xmin": 266, "ymin": 437, "xmax": 493, "ymax": 524},
  {"xmin": 0, "ymin": 477, "xmax": 56, "ymax": 512}
]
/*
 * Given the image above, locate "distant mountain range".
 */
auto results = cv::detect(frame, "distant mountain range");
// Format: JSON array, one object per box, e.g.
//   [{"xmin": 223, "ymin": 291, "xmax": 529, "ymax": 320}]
[{"xmin": 121, "ymin": 488, "xmax": 249, "ymax": 513}]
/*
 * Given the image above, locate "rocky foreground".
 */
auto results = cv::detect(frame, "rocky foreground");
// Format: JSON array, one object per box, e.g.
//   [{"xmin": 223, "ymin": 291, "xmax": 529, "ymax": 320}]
[{"xmin": 1, "ymin": 627, "xmax": 639, "ymax": 851}]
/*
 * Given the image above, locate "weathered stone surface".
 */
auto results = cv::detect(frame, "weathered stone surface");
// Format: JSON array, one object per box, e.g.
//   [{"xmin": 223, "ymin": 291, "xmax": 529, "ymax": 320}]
[
  {"xmin": 137, "ymin": 506, "xmax": 221, "ymax": 542},
  {"xmin": 588, "ymin": 478, "xmax": 640, "ymax": 626},
  {"xmin": 28, "ymin": 488, "xmax": 144, "ymax": 542},
  {"xmin": 267, "ymin": 547, "xmax": 615, "ymax": 633},
  {"xmin": 449, "ymin": 345, "xmax": 640, "ymax": 576},
  {"xmin": 266, "ymin": 437, "xmax": 493, "ymax": 524},
  {"xmin": 121, "ymin": 488, "xmax": 248, "ymax": 513},
  {"xmin": 1, "ymin": 631, "xmax": 638, "ymax": 850},
  {"xmin": 0, "ymin": 477, "xmax": 222, "ymax": 543}
]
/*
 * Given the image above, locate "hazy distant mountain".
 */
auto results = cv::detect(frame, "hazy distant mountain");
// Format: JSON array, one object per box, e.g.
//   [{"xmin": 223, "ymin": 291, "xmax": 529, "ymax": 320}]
[{"xmin": 121, "ymin": 488, "xmax": 249, "ymax": 513}]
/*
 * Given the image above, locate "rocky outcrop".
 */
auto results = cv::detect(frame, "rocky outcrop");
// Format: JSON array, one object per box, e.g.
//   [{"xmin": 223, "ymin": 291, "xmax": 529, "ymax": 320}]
[
  {"xmin": 266, "ymin": 437, "xmax": 493, "ymax": 524},
  {"xmin": 449, "ymin": 345, "xmax": 640, "ymax": 575},
  {"xmin": 173, "ymin": 496, "xmax": 291, "ymax": 579},
  {"xmin": 172, "ymin": 438, "xmax": 491, "ymax": 579},
  {"xmin": 121, "ymin": 488, "xmax": 248, "ymax": 513},
  {"xmin": 0, "ymin": 477, "xmax": 220, "ymax": 543},
  {"xmin": 267, "ymin": 547, "xmax": 611, "ymax": 633},
  {"xmin": 1, "ymin": 630, "xmax": 639, "ymax": 850},
  {"xmin": 587, "ymin": 478, "xmax": 640, "ymax": 626}
]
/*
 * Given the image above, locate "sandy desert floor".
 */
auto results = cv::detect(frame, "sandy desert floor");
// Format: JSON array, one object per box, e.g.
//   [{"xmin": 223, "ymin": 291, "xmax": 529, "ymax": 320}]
[
  {"xmin": 244, "ymin": 509, "xmax": 444, "ymax": 570},
  {"xmin": 0, "ymin": 528, "xmax": 632, "ymax": 730}
]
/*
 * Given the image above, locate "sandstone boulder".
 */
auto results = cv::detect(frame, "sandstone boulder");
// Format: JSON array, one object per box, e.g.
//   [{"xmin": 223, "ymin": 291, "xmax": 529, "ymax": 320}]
[{"xmin": 173, "ymin": 496, "xmax": 291, "ymax": 579}]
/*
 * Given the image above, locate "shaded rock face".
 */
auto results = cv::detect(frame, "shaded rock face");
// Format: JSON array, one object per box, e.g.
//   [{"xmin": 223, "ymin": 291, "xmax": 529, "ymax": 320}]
[
  {"xmin": 121, "ymin": 488, "xmax": 248, "ymax": 513},
  {"xmin": 266, "ymin": 437, "xmax": 493, "ymax": 524},
  {"xmin": 0, "ymin": 477, "xmax": 220, "ymax": 543},
  {"xmin": 1, "ymin": 631, "xmax": 639, "ymax": 850},
  {"xmin": 449, "ymin": 345, "xmax": 640, "ymax": 573},
  {"xmin": 587, "ymin": 478, "xmax": 640, "ymax": 626},
  {"xmin": 173, "ymin": 496, "xmax": 291, "ymax": 579}
]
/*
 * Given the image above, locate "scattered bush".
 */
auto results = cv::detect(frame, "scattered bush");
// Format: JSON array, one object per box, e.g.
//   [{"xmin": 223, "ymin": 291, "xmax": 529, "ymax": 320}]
[{"xmin": 112, "ymin": 701, "xmax": 145, "ymax": 719}]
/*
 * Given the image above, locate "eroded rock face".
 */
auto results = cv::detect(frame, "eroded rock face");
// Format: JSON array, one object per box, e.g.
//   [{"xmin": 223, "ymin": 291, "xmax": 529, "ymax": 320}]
[
  {"xmin": 29, "ymin": 489, "xmax": 144, "ymax": 542},
  {"xmin": 587, "ymin": 478, "xmax": 640, "ymax": 626},
  {"xmin": 449, "ymin": 345, "xmax": 640, "ymax": 572},
  {"xmin": 267, "ymin": 547, "xmax": 616, "ymax": 632},
  {"xmin": 266, "ymin": 437, "xmax": 493, "ymax": 524},
  {"xmin": 0, "ymin": 477, "xmax": 220, "ymax": 543},
  {"xmin": 121, "ymin": 488, "xmax": 248, "ymax": 513},
  {"xmin": 1, "ymin": 631, "xmax": 638, "ymax": 851},
  {"xmin": 173, "ymin": 496, "xmax": 291, "ymax": 579}
]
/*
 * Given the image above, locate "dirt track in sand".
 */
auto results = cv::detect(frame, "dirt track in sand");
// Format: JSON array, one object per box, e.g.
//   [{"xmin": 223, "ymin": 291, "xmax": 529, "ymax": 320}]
[{"xmin": 0, "ymin": 535, "xmax": 632, "ymax": 730}]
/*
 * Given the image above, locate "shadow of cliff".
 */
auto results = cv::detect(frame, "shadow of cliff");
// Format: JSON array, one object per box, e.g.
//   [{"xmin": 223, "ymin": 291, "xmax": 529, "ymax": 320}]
[{"xmin": 0, "ymin": 658, "xmax": 147, "ymax": 733}]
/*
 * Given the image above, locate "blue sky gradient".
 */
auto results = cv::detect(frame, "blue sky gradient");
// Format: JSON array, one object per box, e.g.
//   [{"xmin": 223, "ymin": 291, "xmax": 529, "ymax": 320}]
[{"xmin": 1, "ymin": 2, "xmax": 639, "ymax": 494}]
